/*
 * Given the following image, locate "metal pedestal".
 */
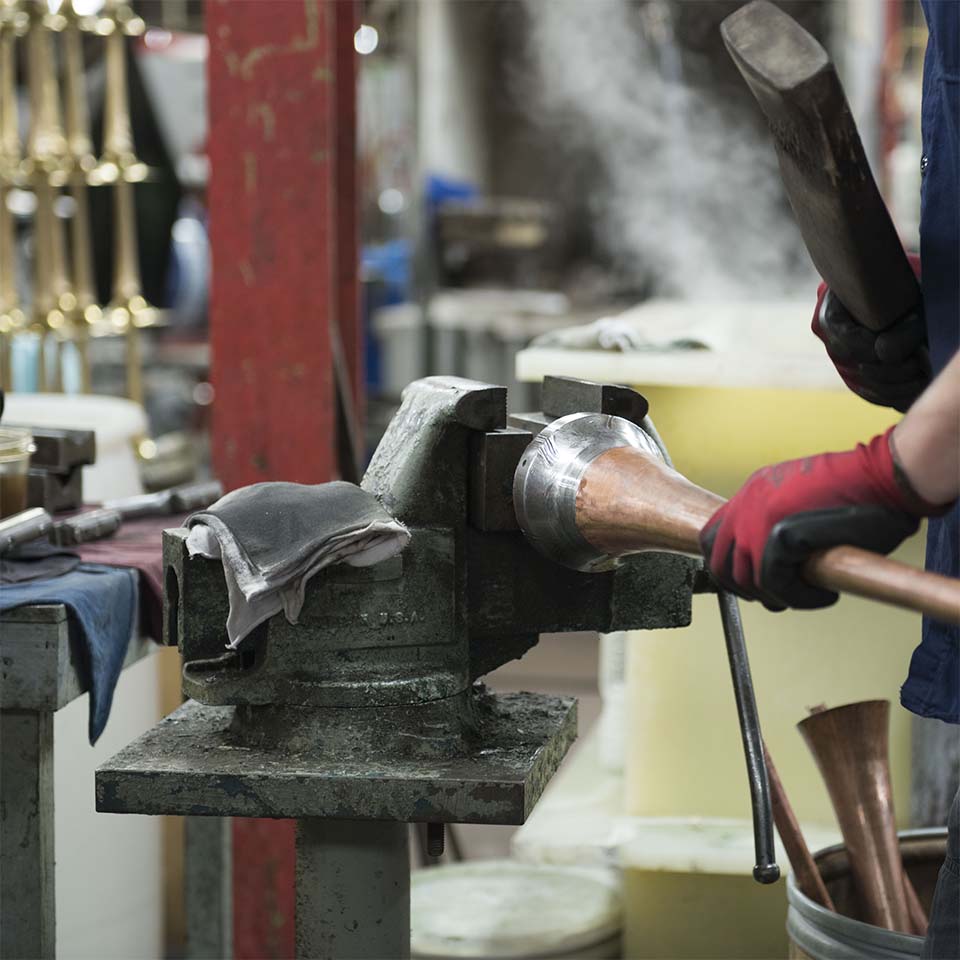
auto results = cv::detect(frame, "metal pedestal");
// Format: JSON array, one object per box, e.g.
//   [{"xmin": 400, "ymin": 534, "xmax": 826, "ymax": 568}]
[
  {"xmin": 296, "ymin": 819, "xmax": 411, "ymax": 960},
  {"xmin": 97, "ymin": 690, "xmax": 576, "ymax": 960}
]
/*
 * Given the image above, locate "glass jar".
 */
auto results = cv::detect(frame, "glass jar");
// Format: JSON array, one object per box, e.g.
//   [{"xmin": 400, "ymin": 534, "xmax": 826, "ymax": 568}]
[{"xmin": 0, "ymin": 427, "xmax": 36, "ymax": 519}]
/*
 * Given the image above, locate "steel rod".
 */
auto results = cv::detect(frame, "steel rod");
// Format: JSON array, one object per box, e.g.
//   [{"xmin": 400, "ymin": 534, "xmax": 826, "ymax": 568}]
[{"xmin": 717, "ymin": 590, "xmax": 780, "ymax": 884}]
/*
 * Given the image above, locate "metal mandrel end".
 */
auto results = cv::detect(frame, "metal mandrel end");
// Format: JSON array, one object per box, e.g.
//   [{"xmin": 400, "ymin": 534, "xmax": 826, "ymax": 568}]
[{"xmin": 512, "ymin": 412, "xmax": 662, "ymax": 572}]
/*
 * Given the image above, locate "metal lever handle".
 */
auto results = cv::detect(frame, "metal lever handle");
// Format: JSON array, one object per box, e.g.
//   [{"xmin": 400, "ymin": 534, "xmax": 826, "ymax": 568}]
[{"xmin": 717, "ymin": 589, "xmax": 780, "ymax": 884}]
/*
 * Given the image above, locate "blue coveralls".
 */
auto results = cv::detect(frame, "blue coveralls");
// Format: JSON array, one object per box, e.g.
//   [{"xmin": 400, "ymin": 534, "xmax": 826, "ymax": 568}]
[{"xmin": 911, "ymin": 2, "xmax": 959, "ymax": 955}]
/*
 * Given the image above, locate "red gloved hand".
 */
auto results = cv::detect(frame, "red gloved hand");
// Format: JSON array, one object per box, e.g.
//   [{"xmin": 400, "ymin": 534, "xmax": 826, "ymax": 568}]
[
  {"xmin": 812, "ymin": 257, "xmax": 930, "ymax": 413},
  {"xmin": 699, "ymin": 428, "xmax": 944, "ymax": 611}
]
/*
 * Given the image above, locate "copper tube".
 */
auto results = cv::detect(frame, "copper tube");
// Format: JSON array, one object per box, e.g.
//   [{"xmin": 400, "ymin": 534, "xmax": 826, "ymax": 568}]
[
  {"xmin": 797, "ymin": 701, "xmax": 911, "ymax": 932},
  {"xmin": 570, "ymin": 442, "xmax": 960, "ymax": 624},
  {"xmin": 763, "ymin": 744, "xmax": 836, "ymax": 911},
  {"xmin": 903, "ymin": 863, "xmax": 929, "ymax": 936}
]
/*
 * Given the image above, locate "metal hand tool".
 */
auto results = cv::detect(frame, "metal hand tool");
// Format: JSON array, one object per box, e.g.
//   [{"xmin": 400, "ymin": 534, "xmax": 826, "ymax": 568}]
[
  {"xmin": 717, "ymin": 590, "xmax": 779, "ymax": 883},
  {"xmin": 56, "ymin": 480, "xmax": 223, "ymax": 544},
  {"xmin": 0, "ymin": 504, "xmax": 119, "ymax": 551},
  {"xmin": 1, "ymin": 479, "xmax": 222, "ymax": 553},
  {"xmin": 102, "ymin": 479, "xmax": 223, "ymax": 518},
  {"xmin": 721, "ymin": 0, "xmax": 920, "ymax": 331},
  {"xmin": 0, "ymin": 506, "xmax": 52, "ymax": 554}
]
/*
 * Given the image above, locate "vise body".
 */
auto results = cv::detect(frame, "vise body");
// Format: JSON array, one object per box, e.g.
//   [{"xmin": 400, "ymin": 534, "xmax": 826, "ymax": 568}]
[
  {"xmin": 164, "ymin": 376, "xmax": 693, "ymax": 717},
  {"xmin": 97, "ymin": 376, "xmax": 697, "ymax": 959}
]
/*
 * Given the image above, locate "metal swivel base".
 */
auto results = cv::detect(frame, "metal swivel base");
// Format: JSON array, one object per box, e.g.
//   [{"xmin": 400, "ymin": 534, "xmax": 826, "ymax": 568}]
[{"xmin": 96, "ymin": 689, "xmax": 576, "ymax": 959}]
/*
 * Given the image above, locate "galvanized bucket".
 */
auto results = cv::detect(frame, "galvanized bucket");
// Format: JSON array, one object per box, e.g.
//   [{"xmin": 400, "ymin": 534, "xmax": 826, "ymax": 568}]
[{"xmin": 787, "ymin": 828, "xmax": 947, "ymax": 959}]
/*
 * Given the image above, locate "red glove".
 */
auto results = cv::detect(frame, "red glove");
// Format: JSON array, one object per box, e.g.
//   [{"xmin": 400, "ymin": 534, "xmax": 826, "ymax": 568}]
[
  {"xmin": 699, "ymin": 428, "xmax": 944, "ymax": 611},
  {"xmin": 812, "ymin": 257, "xmax": 930, "ymax": 413}
]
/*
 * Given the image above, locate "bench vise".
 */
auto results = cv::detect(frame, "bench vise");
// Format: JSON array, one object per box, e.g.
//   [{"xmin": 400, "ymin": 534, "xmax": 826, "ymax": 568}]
[{"xmin": 97, "ymin": 376, "xmax": 698, "ymax": 959}]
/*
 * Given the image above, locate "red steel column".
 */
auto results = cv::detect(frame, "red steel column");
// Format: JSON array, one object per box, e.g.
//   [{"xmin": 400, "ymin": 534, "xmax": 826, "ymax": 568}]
[{"xmin": 206, "ymin": 2, "xmax": 359, "ymax": 956}]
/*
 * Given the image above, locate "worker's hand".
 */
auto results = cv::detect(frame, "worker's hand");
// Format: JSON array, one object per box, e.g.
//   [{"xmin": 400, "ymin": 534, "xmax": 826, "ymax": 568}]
[
  {"xmin": 812, "ymin": 261, "xmax": 930, "ymax": 413},
  {"xmin": 699, "ymin": 428, "xmax": 943, "ymax": 611}
]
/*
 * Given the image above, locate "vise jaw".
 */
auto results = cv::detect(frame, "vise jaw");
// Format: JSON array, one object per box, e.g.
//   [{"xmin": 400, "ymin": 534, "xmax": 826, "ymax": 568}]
[{"xmin": 163, "ymin": 376, "xmax": 695, "ymax": 712}]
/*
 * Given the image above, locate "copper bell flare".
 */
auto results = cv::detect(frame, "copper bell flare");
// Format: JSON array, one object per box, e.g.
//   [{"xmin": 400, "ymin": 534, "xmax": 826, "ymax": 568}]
[{"xmin": 798, "ymin": 700, "xmax": 926, "ymax": 934}]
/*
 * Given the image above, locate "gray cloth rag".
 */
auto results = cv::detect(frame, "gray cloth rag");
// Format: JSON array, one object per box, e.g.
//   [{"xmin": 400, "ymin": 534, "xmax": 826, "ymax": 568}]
[{"xmin": 185, "ymin": 481, "xmax": 410, "ymax": 648}]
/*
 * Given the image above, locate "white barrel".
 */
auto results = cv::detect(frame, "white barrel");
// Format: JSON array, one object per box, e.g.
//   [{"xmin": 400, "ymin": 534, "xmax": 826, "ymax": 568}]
[
  {"xmin": 411, "ymin": 860, "xmax": 622, "ymax": 959},
  {"xmin": 2, "ymin": 393, "xmax": 147, "ymax": 499}
]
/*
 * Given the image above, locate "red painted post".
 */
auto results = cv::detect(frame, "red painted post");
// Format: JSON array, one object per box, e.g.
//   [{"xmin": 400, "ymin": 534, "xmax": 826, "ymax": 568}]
[
  {"xmin": 206, "ymin": 2, "xmax": 360, "ymax": 956},
  {"xmin": 334, "ymin": 1, "xmax": 363, "ymax": 423},
  {"xmin": 208, "ymin": 0, "xmax": 339, "ymax": 489}
]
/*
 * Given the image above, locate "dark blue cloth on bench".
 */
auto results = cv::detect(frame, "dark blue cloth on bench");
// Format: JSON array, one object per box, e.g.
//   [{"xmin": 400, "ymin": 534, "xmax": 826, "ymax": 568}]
[{"xmin": 0, "ymin": 563, "xmax": 138, "ymax": 743}]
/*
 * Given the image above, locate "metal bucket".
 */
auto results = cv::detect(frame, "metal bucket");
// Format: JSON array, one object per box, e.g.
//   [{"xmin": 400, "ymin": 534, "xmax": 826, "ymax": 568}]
[{"xmin": 787, "ymin": 829, "xmax": 946, "ymax": 959}]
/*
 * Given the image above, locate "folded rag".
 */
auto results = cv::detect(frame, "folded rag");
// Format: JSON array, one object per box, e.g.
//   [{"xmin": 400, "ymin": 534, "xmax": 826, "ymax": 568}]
[
  {"xmin": 185, "ymin": 481, "xmax": 410, "ymax": 648},
  {"xmin": 531, "ymin": 313, "xmax": 711, "ymax": 352},
  {"xmin": 0, "ymin": 563, "xmax": 137, "ymax": 743}
]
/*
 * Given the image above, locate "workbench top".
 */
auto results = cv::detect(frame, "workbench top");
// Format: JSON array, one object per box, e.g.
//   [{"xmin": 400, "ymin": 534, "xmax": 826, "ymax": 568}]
[
  {"xmin": 0, "ymin": 604, "xmax": 154, "ymax": 713},
  {"xmin": 516, "ymin": 298, "xmax": 844, "ymax": 391}
]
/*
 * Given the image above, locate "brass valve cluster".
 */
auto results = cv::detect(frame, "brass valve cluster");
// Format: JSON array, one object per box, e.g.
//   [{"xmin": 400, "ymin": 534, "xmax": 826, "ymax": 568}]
[{"xmin": 0, "ymin": 0, "xmax": 154, "ymax": 402}]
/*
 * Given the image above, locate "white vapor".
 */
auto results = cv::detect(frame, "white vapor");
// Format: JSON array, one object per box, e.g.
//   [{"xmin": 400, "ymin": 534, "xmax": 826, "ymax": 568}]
[{"xmin": 521, "ymin": 0, "xmax": 813, "ymax": 301}]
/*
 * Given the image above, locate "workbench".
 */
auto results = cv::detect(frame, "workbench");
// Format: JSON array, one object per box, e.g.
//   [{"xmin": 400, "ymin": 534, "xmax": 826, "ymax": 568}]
[{"xmin": 0, "ymin": 602, "xmax": 154, "ymax": 960}]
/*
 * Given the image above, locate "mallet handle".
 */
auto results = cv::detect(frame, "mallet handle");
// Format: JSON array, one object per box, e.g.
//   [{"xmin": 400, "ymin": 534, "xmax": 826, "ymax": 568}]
[{"xmin": 576, "ymin": 446, "xmax": 960, "ymax": 625}]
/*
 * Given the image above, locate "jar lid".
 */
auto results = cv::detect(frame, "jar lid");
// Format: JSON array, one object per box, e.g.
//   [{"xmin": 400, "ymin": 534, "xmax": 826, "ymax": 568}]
[
  {"xmin": 0, "ymin": 427, "xmax": 35, "ymax": 463},
  {"xmin": 411, "ymin": 861, "xmax": 622, "ymax": 958}
]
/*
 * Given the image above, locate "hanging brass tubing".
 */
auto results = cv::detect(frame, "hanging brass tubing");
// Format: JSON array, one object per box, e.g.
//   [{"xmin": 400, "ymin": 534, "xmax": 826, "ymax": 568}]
[{"xmin": 100, "ymin": 0, "xmax": 152, "ymax": 405}]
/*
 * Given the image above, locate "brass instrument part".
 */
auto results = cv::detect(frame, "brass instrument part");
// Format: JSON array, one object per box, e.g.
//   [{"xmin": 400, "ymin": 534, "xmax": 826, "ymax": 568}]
[
  {"xmin": 0, "ymin": 3, "xmax": 27, "ymax": 389},
  {"xmin": 67, "ymin": 176, "xmax": 97, "ymax": 391},
  {"xmin": 23, "ymin": 0, "xmax": 69, "ymax": 185},
  {"xmin": 31, "ymin": 176, "xmax": 60, "ymax": 390},
  {"xmin": 62, "ymin": 0, "xmax": 100, "ymax": 390},
  {"xmin": 61, "ymin": 2, "xmax": 96, "ymax": 176},
  {"xmin": 95, "ymin": 0, "xmax": 146, "ymax": 185},
  {"xmin": 47, "ymin": 181, "xmax": 77, "ymax": 391},
  {"xmin": 797, "ymin": 701, "xmax": 917, "ymax": 933},
  {"xmin": 0, "ymin": 186, "xmax": 27, "ymax": 388},
  {"xmin": 107, "ymin": 174, "xmax": 154, "ymax": 404},
  {"xmin": 98, "ymin": 0, "xmax": 153, "ymax": 405},
  {"xmin": 0, "ymin": 1, "xmax": 29, "ymax": 182}
]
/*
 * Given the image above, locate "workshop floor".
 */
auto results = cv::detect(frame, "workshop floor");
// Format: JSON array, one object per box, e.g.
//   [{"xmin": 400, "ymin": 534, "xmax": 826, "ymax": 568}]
[{"xmin": 429, "ymin": 631, "xmax": 601, "ymax": 863}]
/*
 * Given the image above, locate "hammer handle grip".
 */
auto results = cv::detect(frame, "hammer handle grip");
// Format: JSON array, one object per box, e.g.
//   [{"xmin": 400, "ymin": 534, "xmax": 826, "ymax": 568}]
[{"xmin": 576, "ymin": 446, "xmax": 960, "ymax": 625}]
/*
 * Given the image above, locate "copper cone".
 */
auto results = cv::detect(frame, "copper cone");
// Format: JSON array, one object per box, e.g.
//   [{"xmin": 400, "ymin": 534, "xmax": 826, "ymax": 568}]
[{"xmin": 797, "ymin": 700, "xmax": 912, "ymax": 932}]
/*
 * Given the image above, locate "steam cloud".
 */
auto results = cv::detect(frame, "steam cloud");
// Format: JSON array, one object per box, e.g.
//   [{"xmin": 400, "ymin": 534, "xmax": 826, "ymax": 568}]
[{"xmin": 521, "ymin": 0, "xmax": 814, "ymax": 301}]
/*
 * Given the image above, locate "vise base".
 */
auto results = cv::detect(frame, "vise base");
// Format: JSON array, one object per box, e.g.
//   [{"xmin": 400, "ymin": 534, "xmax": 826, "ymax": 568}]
[{"xmin": 96, "ymin": 688, "xmax": 575, "ymax": 825}]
